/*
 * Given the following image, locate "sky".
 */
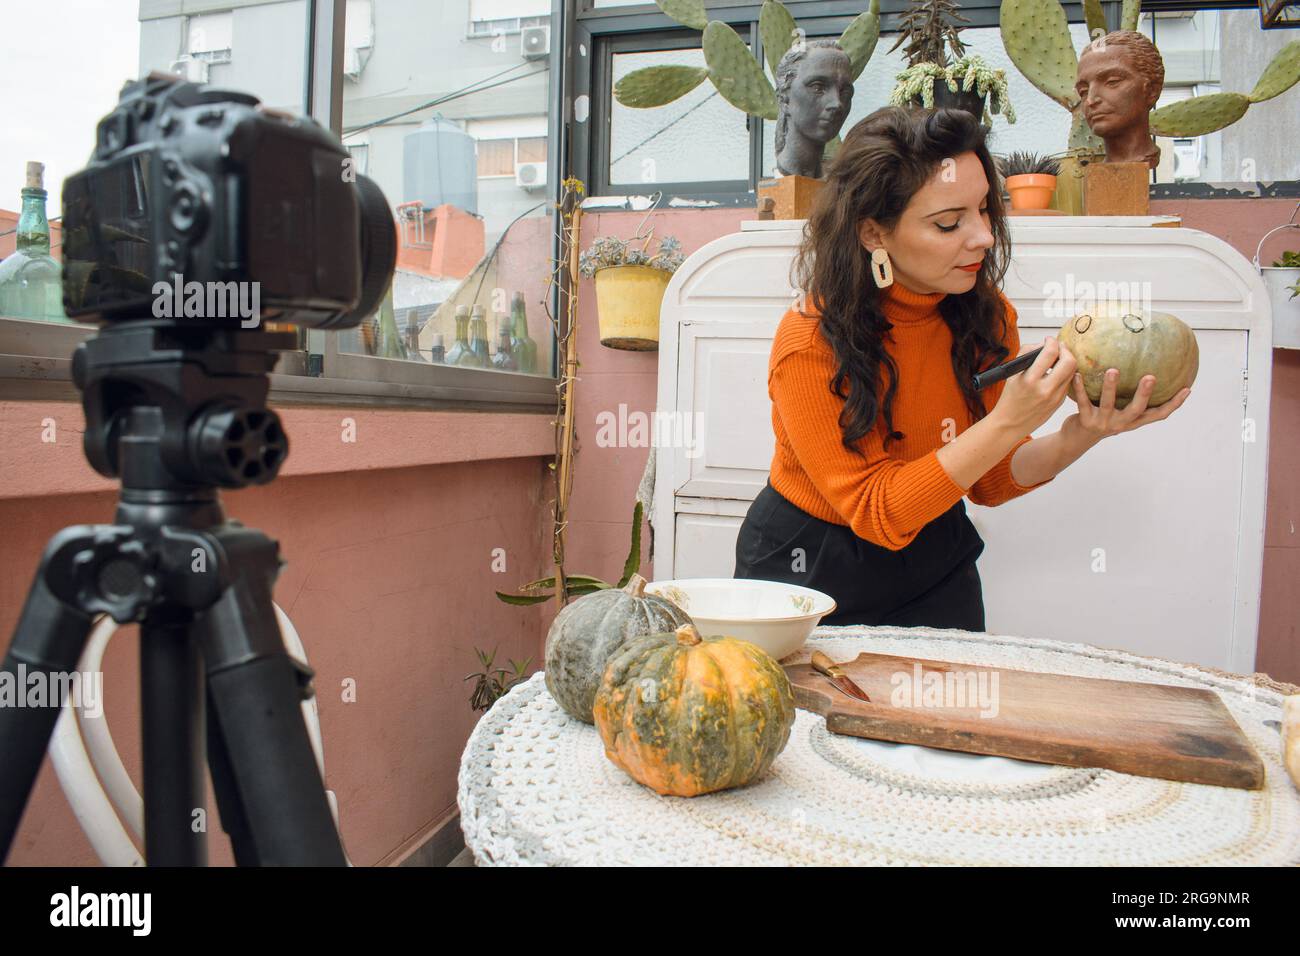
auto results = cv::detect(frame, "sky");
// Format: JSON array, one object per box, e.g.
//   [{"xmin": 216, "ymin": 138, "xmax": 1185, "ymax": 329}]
[{"xmin": 0, "ymin": 0, "xmax": 141, "ymax": 214}]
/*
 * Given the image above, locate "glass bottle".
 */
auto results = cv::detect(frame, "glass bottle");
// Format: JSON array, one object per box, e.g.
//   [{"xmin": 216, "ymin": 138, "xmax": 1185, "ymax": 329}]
[
  {"xmin": 0, "ymin": 162, "xmax": 67, "ymax": 323},
  {"xmin": 509, "ymin": 291, "xmax": 538, "ymax": 374},
  {"xmin": 468, "ymin": 303, "xmax": 491, "ymax": 366},
  {"xmin": 445, "ymin": 304, "xmax": 474, "ymax": 366},
  {"xmin": 428, "ymin": 332, "xmax": 446, "ymax": 364},
  {"xmin": 405, "ymin": 312, "xmax": 426, "ymax": 361},
  {"xmin": 490, "ymin": 311, "xmax": 516, "ymax": 371},
  {"xmin": 374, "ymin": 285, "xmax": 408, "ymax": 359}
]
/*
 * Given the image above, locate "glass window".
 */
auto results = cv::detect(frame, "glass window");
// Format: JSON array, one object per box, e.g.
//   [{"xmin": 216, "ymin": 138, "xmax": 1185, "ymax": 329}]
[
  {"xmin": 1144, "ymin": 9, "xmax": 1297, "ymax": 184},
  {"xmin": 477, "ymin": 139, "xmax": 517, "ymax": 177},
  {"xmin": 518, "ymin": 135, "xmax": 548, "ymax": 163},
  {"xmin": 340, "ymin": 0, "xmax": 557, "ymax": 377},
  {"xmin": 610, "ymin": 46, "xmax": 750, "ymax": 187},
  {"xmin": 762, "ymin": 23, "xmax": 1089, "ymax": 179},
  {"xmin": 0, "ymin": 0, "xmax": 310, "ymax": 330}
]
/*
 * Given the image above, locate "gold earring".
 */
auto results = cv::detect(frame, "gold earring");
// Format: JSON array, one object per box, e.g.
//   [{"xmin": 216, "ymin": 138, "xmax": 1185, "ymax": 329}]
[{"xmin": 871, "ymin": 248, "xmax": 893, "ymax": 289}]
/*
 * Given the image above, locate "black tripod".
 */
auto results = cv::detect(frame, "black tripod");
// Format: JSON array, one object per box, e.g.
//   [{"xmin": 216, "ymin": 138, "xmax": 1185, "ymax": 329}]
[{"xmin": 0, "ymin": 319, "xmax": 346, "ymax": 865}]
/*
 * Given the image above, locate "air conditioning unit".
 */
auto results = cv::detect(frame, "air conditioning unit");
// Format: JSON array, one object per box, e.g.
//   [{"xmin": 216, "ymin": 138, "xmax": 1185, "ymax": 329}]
[
  {"xmin": 169, "ymin": 56, "xmax": 209, "ymax": 83},
  {"xmin": 521, "ymin": 25, "xmax": 549, "ymax": 60},
  {"xmin": 515, "ymin": 161, "xmax": 546, "ymax": 190}
]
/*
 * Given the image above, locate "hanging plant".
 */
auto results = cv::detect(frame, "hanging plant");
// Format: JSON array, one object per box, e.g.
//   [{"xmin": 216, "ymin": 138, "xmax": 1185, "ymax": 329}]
[
  {"xmin": 578, "ymin": 234, "xmax": 685, "ymax": 278},
  {"xmin": 889, "ymin": 54, "xmax": 1016, "ymax": 126}
]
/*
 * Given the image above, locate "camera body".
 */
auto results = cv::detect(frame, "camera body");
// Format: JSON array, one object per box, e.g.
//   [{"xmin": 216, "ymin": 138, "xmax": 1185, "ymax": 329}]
[{"xmin": 62, "ymin": 72, "xmax": 393, "ymax": 329}]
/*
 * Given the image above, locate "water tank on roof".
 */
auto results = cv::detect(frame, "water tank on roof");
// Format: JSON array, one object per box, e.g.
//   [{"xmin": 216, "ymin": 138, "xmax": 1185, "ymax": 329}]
[{"xmin": 403, "ymin": 113, "xmax": 478, "ymax": 215}]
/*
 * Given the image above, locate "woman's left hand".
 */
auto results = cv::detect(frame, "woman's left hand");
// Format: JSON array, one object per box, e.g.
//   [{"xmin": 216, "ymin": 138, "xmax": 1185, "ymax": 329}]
[{"xmin": 1065, "ymin": 367, "xmax": 1192, "ymax": 442}]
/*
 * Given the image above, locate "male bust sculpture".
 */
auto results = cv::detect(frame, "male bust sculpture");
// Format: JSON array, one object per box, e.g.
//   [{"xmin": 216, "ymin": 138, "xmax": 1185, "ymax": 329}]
[
  {"xmin": 774, "ymin": 39, "xmax": 854, "ymax": 179},
  {"xmin": 1075, "ymin": 30, "xmax": 1165, "ymax": 168}
]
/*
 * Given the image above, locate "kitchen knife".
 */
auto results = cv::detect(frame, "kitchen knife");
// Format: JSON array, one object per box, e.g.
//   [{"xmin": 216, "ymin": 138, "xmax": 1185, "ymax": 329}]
[{"xmin": 810, "ymin": 650, "xmax": 871, "ymax": 703}]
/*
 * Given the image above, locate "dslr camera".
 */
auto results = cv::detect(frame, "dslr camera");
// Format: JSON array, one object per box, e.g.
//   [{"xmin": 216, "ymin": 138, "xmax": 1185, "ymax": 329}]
[{"xmin": 61, "ymin": 71, "xmax": 395, "ymax": 328}]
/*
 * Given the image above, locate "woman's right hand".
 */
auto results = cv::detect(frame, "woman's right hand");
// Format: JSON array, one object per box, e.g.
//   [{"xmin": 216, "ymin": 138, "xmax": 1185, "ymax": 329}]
[{"xmin": 991, "ymin": 336, "xmax": 1077, "ymax": 438}]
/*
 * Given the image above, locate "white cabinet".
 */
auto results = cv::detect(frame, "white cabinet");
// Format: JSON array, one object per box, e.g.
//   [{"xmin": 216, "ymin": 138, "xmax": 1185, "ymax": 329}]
[{"xmin": 653, "ymin": 219, "xmax": 1273, "ymax": 673}]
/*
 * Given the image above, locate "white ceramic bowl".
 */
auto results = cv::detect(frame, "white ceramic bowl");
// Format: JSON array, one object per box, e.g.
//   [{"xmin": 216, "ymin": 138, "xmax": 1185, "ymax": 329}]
[{"xmin": 644, "ymin": 578, "xmax": 837, "ymax": 661}]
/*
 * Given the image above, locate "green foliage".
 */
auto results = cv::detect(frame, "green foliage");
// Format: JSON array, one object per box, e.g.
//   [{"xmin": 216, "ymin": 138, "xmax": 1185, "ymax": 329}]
[
  {"xmin": 495, "ymin": 501, "xmax": 647, "ymax": 607},
  {"xmin": 888, "ymin": 54, "xmax": 1016, "ymax": 125},
  {"xmin": 578, "ymin": 235, "xmax": 684, "ymax": 279},
  {"xmin": 888, "ymin": 0, "xmax": 970, "ymax": 69},
  {"xmin": 1003, "ymin": 0, "xmax": 1300, "ymax": 149},
  {"xmin": 614, "ymin": 65, "xmax": 709, "ymax": 108},
  {"xmin": 1082, "ymin": 0, "xmax": 1106, "ymax": 40},
  {"xmin": 465, "ymin": 647, "xmax": 532, "ymax": 713},
  {"xmin": 656, "ymin": 0, "xmax": 708, "ymax": 30},
  {"xmin": 997, "ymin": 150, "xmax": 1062, "ymax": 177},
  {"xmin": 1248, "ymin": 41, "xmax": 1300, "ymax": 103},
  {"xmin": 1149, "ymin": 92, "xmax": 1251, "ymax": 138},
  {"xmin": 838, "ymin": 0, "xmax": 883, "ymax": 82},
  {"xmin": 704, "ymin": 21, "xmax": 779, "ymax": 119},
  {"xmin": 759, "ymin": 0, "xmax": 798, "ymax": 79},
  {"xmin": 999, "ymin": 0, "xmax": 1079, "ymax": 110},
  {"xmin": 1120, "ymin": 0, "xmax": 1142, "ymax": 32},
  {"xmin": 615, "ymin": 0, "xmax": 880, "ymax": 123}
]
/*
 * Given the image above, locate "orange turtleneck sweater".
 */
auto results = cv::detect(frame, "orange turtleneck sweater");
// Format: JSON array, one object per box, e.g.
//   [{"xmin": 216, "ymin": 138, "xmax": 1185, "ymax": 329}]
[{"xmin": 767, "ymin": 281, "xmax": 1053, "ymax": 552}]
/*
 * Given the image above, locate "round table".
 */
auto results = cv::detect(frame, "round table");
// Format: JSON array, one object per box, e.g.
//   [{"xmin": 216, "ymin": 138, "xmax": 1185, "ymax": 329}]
[{"xmin": 457, "ymin": 625, "xmax": 1300, "ymax": 866}]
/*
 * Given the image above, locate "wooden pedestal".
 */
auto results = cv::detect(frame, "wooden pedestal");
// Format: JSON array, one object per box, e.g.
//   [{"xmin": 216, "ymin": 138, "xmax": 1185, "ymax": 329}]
[
  {"xmin": 1084, "ymin": 161, "xmax": 1151, "ymax": 216},
  {"xmin": 756, "ymin": 174, "xmax": 824, "ymax": 220}
]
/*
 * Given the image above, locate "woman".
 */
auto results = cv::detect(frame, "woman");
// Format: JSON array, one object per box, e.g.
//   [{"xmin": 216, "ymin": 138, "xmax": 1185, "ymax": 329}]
[{"xmin": 733, "ymin": 106, "xmax": 1190, "ymax": 630}]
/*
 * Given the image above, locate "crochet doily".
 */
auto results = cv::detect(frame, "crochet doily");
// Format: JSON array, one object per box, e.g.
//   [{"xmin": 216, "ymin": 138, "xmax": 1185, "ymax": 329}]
[{"xmin": 457, "ymin": 625, "xmax": 1300, "ymax": 866}]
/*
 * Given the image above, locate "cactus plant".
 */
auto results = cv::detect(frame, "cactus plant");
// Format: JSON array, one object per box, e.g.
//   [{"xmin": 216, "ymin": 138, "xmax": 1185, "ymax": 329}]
[
  {"xmin": 886, "ymin": 1, "xmax": 1014, "ymax": 127},
  {"xmin": 889, "ymin": 55, "xmax": 1016, "ymax": 125},
  {"xmin": 1000, "ymin": 0, "xmax": 1300, "ymax": 151},
  {"xmin": 889, "ymin": 0, "xmax": 971, "ymax": 69},
  {"xmin": 614, "ymin": 0, "xmax": 881, "ymax": 129}
]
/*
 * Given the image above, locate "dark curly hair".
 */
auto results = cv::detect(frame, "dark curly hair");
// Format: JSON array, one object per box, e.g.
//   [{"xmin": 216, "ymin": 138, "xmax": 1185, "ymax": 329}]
[{"xmin": 790, "ymin": 105, "xmax": 1013, "ymax": 454}]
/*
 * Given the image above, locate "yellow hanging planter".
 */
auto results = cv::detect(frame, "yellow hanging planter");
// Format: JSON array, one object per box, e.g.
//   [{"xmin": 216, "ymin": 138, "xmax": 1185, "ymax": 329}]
[{"xmin": 593, "ymin": 264, "xmax": 672, "ymax": 351}]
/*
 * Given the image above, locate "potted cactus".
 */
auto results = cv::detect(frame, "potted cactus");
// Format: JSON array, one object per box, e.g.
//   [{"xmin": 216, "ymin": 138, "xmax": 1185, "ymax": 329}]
[
  {"xmin": 613, "ymin": 0, "xmax": 882, "ymax": 166},
  {"xmin": 578, "ymin": 233, "xmax": 686, "ymax": 351},
  {"xmin": 997, "ymin": 151, "xmax": 1062, "ymax": 210},
  {"xmin": 886, "ymin": 0, "xmax": 1015, "ymax": 126}
]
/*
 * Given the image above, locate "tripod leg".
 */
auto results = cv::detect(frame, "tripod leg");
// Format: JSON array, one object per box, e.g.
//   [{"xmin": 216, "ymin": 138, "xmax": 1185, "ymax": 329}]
[
  {"xmin": 0, "ymin": 529, "xmax": 98, "ymax": 863},
  {"xmin": 140, "ymin": 616, "xmax": 207, "ymax": 866},
  {"xmin": 194, "ymin": 527, "xmax": 345, "ymax": 865}
]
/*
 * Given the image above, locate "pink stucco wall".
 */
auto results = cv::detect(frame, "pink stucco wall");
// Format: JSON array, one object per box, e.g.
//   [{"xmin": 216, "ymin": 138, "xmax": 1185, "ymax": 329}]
[
  {"xmin": 1, "ymin": 198, "xmax": 1296, "ymax": 866},
  {"xmin": 0, "ymin": 408, "xmax": 552, "ymax": 866}
]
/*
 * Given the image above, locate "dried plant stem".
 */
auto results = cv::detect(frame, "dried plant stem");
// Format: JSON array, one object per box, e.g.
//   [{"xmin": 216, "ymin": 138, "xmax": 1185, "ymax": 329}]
[{"xmin": 552, "ymin": 183, "xmax": 584, "ymax": 609}]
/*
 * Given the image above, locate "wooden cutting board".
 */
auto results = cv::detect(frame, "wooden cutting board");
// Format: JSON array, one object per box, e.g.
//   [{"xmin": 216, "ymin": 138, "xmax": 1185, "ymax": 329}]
[{"xmin": 786, "ymin": 652, "xmax": 1265, "ymax": 790}]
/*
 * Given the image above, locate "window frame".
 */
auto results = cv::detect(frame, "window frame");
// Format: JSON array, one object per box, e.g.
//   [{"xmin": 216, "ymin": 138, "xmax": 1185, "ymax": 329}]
[
  {"xmin": 572, "ymin": 0, "xmax": 1292, "ymax": 202},
  {"xmin": 0, "ymin": 0, "xmax": 568, "ymax": 410}
]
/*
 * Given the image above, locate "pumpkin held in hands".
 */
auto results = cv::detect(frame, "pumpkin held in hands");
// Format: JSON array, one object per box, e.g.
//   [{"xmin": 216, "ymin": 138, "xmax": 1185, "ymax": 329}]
[
  {"xmin": 1057, "ymin": 308, "xmax": 1199, "ymax": 410},
  {"xmin": 544, "ymin": 572, "xmax": 692, "ymax": 723},
  {"xmin": 592, "ymin": 622, "xmax": 796, "ymax": 797}
]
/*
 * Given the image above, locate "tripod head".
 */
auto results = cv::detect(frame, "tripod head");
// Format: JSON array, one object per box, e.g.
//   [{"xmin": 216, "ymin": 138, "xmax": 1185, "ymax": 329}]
[{"xmin": 74, "ymin": 320, "xmax": 296, "ymax": 491}]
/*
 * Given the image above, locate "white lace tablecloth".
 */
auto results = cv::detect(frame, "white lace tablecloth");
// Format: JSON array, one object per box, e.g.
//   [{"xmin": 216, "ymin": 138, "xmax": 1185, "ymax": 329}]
[{"xmin": 457, "ymin": 625, "xmax": 1300, "ymax": 866}]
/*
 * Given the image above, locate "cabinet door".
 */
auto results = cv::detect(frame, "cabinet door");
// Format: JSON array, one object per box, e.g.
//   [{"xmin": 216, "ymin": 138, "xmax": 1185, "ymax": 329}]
[
  {"xmin": 969, "ymin": 326, "xmax": 1248, "ymax": 671},
  {"xmin": 673, "ymin": 321, "xmax": 777, "ymax": 501},
  {"xmin": 673, "ymin": 499, "xmax": 749, "ymax": 579}
]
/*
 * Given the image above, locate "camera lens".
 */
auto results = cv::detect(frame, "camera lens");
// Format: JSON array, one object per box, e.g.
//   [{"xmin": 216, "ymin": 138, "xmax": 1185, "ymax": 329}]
[{"xmin": 330, "ymin": 174, "xmax": 397, "ymax": 331}]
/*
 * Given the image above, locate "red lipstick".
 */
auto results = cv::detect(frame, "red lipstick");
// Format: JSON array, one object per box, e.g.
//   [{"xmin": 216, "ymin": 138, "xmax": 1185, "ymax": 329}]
[{"xmin": 957, "ymin": 261, "xmax": 983, "ymax": 272}]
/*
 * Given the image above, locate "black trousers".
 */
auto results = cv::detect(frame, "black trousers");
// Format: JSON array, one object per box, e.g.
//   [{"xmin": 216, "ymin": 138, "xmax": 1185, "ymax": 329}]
[{"xmin": 733, "ymin": 481, "xmax": 986, "ymax": 630}]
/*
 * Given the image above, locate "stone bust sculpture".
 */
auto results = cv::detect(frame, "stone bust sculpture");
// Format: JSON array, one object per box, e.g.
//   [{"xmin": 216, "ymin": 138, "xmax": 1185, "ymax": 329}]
[
  {"xmin": 774, "ymin": 38, "xmax": 854, "ymax": 179},
  {"xmin": 1075, "ymin": 30, "xmax": 1165, "ymax": 168}
]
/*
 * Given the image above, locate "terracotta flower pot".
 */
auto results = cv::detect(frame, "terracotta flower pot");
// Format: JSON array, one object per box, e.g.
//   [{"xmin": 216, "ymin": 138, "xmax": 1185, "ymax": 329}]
[{"xmin": 1006, "ymin": 173, "xmax": 1058, "ymax": 211}]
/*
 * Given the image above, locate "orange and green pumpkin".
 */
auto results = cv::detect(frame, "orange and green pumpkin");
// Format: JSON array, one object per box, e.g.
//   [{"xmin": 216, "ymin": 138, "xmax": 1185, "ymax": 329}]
[
  {"xmin": 1057, "ymin": 307, "xmax": 1198, "ymax": 410},
  {"xmin": 592, "ymin": 622, "xmax": 796, "ymax": 797},
  {"xmin": 544, "ymin": 573, "xmax": 692, "ymax": 724}
]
